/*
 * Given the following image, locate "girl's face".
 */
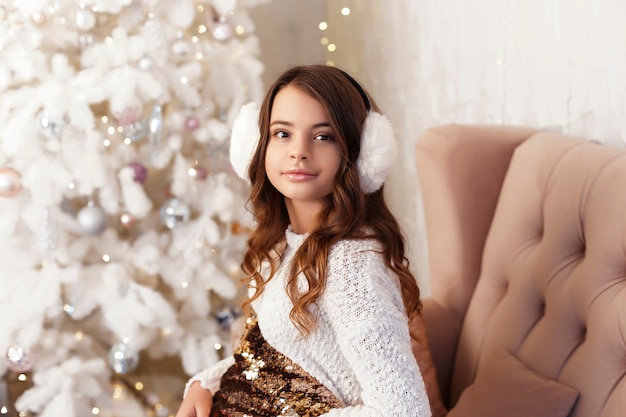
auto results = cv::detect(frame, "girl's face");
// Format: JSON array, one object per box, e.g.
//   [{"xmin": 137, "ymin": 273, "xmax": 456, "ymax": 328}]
[{"xmin": 265, "ymin": 84, "xmax": 342, "ymax": 215}]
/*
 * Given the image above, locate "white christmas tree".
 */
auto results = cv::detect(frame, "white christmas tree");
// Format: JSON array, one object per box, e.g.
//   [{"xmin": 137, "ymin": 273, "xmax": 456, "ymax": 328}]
[{"xmin": 0, "ymin": 0, "xmax": 267, "ymax": 416}]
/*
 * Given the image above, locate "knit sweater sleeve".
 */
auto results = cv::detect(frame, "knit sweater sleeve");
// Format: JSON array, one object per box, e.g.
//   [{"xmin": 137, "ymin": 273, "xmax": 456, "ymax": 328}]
[
  {"xmin": 182, "ymin": 356, "xmax": 234, "ymax": 398},
  {"xmin": 319, "ymin": 240, "xmax": 432, "ymax": 417}
]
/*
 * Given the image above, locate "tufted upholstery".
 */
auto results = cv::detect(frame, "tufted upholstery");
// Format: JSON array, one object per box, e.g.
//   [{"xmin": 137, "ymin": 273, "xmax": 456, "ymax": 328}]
[{"xmin": 416, "ymin": 124, "xmax": 626, "ymax": 416}]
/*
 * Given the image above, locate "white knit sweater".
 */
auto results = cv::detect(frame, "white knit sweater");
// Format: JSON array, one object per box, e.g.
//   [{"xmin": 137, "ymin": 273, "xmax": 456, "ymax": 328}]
[{"xmin": 186, "ymin": 227, "xmax": 431, "ymax": 417}]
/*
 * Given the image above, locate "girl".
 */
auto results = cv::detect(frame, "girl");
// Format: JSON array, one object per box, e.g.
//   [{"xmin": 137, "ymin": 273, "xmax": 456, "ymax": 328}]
[{"xmin": 175, "ymin": 64, "xmax": 431, "ymax": 417}]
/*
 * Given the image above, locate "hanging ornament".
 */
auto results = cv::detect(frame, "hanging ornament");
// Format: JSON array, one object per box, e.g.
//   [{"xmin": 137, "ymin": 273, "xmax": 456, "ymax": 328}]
[
  {"xmin": 144, "ymin": 14, "xmax": 167, "ymax": 50},
  {"xmin": 30, "ymin": 11, "xmax": 47, "ymax": 26},
  {"xmin": 108, "ymin": 342, "xmax": 139, "ymax": 374},
  {"xmin": 127, "ymin": 161, "xmax": 148, "ymax": 184},
  {"xmin": 78, "ymin": 34, "xmax": 95, "ymax": 50},
  {"xmin": 0, "ymin": 167, "xmax": 22, "ymax": 198},
  {"xmin": 138, "ymin": 56, "xmax": 153, "ymax": 71},
  {"xmin": 124, "ymin": 120, "xmax": 147, "ymax": 143},
  {"xmin": 63, "ymin": 302, "xmax": 76, "ymax": 316},
  {"xmin": 171, "ymin": 39, "xmax": 191, "ymax": 57},
  {"xmin": 77, "ymin": 201, "xmax": 107, "ymax": 235},
  {"xmin": 159, "ymin": 198, "xmax": 190, "ymax": 229},
  {"xmin": 114, "ymin": 106, "xmax": 140, "ymax": 126},
  {"xmin": 185, "ymin": 115, "xmax": 200, "ymax": 131},
  {"xmin": 149, "ymin": 103, "xmax": 164, "ymax": 150},
  {"xmin": 75, "ymin": 5, "xmax": 96, "ymax": 31},
  {"xmin": 215, "ymin": 306, "xmax": 241, "ymax": 331},
  {"xmin": 6, "ymin": 345, "xmax": 34, "ymax": 373},
  {"xmin": 212, "ymin": 17, "xmax": 234, "ymax": 42},
  {"xmin": 188, "ymin": 166, "xmax": 207, "ymax": 180},
  {"xmin": 119, "ymin": 212, "xmax": 136, "ymax": 228},
  {"xmin": 38, "ymin": 111, "xmax": 64, "ymax": 140}
]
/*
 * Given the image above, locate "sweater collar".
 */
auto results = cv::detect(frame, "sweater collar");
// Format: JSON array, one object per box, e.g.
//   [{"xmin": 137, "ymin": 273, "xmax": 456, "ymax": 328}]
[{"xmin": 285, "ymin": 225, "xmax": 308, "ymax": 249}]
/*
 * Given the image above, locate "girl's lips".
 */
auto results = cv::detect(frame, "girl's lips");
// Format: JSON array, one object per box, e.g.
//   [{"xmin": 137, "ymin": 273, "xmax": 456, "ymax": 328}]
[{"xmin": 283, "ymin": 168, "xmax": 317, "ymax": 180}]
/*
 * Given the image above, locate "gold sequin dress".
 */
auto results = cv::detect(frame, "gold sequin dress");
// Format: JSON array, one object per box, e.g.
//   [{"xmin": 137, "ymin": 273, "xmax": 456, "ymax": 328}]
[{"xmin": 210, "ymin": 315, "xmax": 343, "ymax": 417}]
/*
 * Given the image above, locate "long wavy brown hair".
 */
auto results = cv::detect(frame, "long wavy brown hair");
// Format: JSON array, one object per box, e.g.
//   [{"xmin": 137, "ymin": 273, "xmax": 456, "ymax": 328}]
[{"xmin": 241, "ymin": 64, "xmax": 422, "ymax": 335}]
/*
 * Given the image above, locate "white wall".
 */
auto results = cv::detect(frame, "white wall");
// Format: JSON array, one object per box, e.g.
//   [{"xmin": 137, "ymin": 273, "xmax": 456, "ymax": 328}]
[{"xmin": 249, "ymin": 0, "xmax": 325, "ymax": 88}]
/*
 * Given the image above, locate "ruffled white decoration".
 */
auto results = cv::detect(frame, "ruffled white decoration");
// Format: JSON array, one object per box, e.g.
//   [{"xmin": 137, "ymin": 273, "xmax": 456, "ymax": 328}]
[
  {"xmin": 118, "ymin": 166, "xmax": 153, "ymax": 218},
  {"xmin": 357, "ymin": 111, "xmax": 397, "ymax": 193},
  {"xmin": 15, "ymin": 356, "xmax": 110, "ymax": 417},
  {"xmin": 229, "ymin": 102, "xmax": 260, "ymax": 180}
]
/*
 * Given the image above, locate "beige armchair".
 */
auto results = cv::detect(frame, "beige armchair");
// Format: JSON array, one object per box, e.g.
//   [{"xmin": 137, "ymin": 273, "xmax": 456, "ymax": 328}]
[{"xmin": 414, "ymin": 124, "xmax": 626, "ymax": 417}]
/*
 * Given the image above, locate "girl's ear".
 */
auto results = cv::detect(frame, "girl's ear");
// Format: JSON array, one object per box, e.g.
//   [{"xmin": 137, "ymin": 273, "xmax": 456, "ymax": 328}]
[{"xmin": 229, "ymin": 102, "xmax": 261, "ymax": 181}]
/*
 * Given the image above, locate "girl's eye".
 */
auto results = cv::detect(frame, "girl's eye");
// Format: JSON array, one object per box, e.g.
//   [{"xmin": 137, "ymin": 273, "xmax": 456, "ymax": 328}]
[
  {"xmin": 314, "ymin": 133, "xmax": 333, "ymax": 141},
  {"xmin": 273, "ymin": 130, "xmax": 289, "ymax": 139}
]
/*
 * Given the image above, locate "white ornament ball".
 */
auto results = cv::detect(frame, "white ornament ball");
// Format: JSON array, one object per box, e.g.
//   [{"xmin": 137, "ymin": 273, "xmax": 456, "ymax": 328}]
[
  {"xmin": 171, "ymin": 39, "xmax": 190, "ymax": 56},
  {"xmin": 159, "ymin": 198, "xmax": 191, "ymax": 229},
  {"xmin": 139, "ymin": 56, "xmax": 153, "ymax": 71},
  {"xmin": 0, "ymin": 167, "xmax": 22, "ymax": 198},
  {"xmin": 77, "ymin": 203, "xmax": 107, "ymax": 235},
  {"xmin": 108, "ymin": 342, "xmax": 139, "ymax": 374},
  {"xmin": 31, "ymin": 11, "xmax": 47, "ymax": 26},
  {"xmin": 212, "ymin": 20, "xmax": 234, "ymax": 42},
  {"xmin": 6, "ymin": 345, "xmax": 34, "ymax": 373},
  {"xmin": 76, "ymin": 8, "xmax": 96, "ymax": 30}
]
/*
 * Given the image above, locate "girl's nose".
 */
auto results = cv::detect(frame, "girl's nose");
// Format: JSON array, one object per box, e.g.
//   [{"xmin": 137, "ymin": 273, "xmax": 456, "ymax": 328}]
[{"xmin": 289, "ymin": 136, "xmax": 310, "ymax": 160}]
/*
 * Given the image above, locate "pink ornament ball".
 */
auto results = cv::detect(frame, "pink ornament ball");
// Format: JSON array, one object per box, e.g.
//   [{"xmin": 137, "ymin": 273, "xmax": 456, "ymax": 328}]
[
  {"xmin": 128, "ymin": 161, "xmax": 148, "ymax": 184},
  {"xmin": 0, "ymin": 167, "xmax": 23, "ymax": 198},
  {"xmin": 185, "ymin": 115, "xmax": 200, "ymax": 131},
  {"xmin": 189, "ymin": 167, "xmax": 207, "ymax": 180},
  {"xmin": 120, "ymin": 212, "xmax": 136, "ymax": 228}
]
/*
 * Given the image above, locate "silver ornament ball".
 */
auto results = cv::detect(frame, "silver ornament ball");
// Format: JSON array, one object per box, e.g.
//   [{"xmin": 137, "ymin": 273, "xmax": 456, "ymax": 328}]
[
  {"xmin": 77, "ymin": 203, "xmax": 107, "ymax": 235},
  {"xmin": 108, "ymin": 342, "xmax": 139, "ymax": 374},
  {"xmin": 6, "ymin": 345, "xmax": 34, "ymax": 373},
  {"xmin": 159, "ymin": 198, "xmax": 191, "ymax": 229}
]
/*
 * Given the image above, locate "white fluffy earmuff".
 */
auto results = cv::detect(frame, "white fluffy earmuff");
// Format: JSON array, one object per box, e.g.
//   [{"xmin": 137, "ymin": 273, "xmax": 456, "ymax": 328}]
[
  {"xmin": 229, "ymin": 102, "xmax": 261, "ymax": 180},
  {"xmin": 357, "ymin": 111, "xmax": 397, "ymax": 194},
  {"xmin": 228, "ymin": 103, "xmax": 397, "ymax": 194}
]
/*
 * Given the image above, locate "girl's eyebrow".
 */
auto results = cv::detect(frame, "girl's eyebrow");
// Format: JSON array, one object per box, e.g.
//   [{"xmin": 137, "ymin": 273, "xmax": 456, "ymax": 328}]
[{"xmin": 269, "ymin": 120, "xmax": 331, "ymax": 128}]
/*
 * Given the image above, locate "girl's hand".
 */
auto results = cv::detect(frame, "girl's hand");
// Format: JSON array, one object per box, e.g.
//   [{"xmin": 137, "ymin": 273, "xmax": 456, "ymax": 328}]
[{"xmin": 175, "ymin": 381, "xmax": 213, "ymax": 417}]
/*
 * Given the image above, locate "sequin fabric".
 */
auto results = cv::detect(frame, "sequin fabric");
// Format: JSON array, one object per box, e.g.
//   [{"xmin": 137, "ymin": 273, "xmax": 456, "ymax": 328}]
[{"xmin": 210, "ymin": 315, "xmax": 343, "ymax": 417}]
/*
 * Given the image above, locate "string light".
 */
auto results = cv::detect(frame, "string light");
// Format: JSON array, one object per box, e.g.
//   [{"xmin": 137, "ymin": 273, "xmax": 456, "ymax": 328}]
[{"xmin": 317, "ymin": 5, "xmax": 354, "ymax": 62}]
